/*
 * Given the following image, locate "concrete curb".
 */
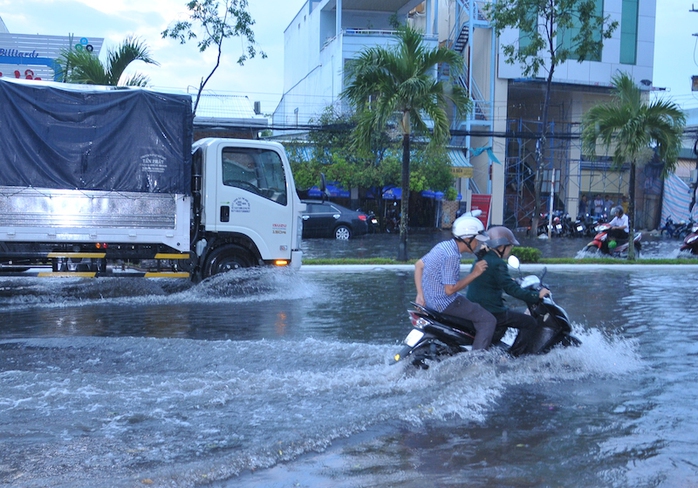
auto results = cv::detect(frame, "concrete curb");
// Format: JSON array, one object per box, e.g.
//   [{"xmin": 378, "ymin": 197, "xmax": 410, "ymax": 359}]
[{"xmin": 299, "ymin": 263, "xmax": 698, "ymax": 272}]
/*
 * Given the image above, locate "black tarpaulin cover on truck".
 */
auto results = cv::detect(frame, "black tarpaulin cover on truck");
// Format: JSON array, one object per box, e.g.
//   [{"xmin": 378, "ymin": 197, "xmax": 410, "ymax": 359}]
[{"xmin": 0, "ymin": 79, "xmax": 193, "ymax": 194}]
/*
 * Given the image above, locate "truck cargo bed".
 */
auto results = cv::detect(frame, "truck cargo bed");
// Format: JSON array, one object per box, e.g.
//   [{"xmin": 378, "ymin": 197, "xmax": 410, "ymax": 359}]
[{"xmin": 0, "ymin": 186, "xmax": 191, "ymax": 252}]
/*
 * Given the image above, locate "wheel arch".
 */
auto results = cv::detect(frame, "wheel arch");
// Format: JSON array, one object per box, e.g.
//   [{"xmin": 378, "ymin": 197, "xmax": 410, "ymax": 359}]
[{"xmin": 197, "ymin": 233, "xmax": 263, "ymax": 278}]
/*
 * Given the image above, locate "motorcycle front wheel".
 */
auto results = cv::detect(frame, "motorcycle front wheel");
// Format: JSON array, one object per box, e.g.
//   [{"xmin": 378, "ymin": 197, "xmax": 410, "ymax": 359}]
[{"xmin": 582, "ymin": 244, "xmax": 601, "ymax": 255}]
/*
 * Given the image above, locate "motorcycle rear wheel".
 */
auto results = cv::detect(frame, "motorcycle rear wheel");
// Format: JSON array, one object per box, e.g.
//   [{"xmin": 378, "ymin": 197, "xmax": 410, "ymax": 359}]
[{"xmin": 409, "ymin": 340, "xmax": 459, "ymax": 369}]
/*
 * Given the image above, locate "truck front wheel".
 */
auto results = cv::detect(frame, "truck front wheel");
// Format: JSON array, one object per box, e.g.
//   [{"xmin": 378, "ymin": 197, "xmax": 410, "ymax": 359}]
[{"xmin": 203, "ymin": 245, "xmax": 254, "ymax": 278}]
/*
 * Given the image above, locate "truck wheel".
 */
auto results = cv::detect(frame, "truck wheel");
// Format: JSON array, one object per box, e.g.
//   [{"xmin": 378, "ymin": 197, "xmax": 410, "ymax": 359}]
[{"xmin": 203, "ymin": 245, "xmax": 254, "ymax": 278}]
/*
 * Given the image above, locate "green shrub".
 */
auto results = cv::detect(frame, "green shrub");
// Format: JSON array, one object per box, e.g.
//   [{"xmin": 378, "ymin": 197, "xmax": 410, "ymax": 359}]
[
  {"xmin": 512, "ymin": 246, "xmax": 541, "ymax": 263},
  {"xmin": 444, "ymin": 187, "xmax": 458, "ymax": 201}
]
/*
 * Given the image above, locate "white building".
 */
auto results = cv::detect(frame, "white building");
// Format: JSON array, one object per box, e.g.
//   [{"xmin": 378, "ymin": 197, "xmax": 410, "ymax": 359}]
[
  {"xmin": 274, "ymin": 0, "xmax": 657, "ymax": 227},
  {"xmin": 274, "ymin": 0, "xmax": 438, "ymax": 130}
]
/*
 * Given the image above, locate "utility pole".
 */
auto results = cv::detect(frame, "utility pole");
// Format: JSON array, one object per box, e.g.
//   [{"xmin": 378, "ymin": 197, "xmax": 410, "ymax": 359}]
[{"xmin": 690, "ymin": 6, "xmax": 698, "ymax": 216}]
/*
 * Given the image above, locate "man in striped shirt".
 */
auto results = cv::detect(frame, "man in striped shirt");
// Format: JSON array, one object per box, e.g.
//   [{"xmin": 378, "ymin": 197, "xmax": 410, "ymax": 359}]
[{"xmin": 414, "ymin": 215, "xmax": 497, "ymax": 350}]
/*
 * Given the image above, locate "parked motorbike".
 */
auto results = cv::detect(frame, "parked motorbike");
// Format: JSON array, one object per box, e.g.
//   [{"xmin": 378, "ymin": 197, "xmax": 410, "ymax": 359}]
[
  {"xmin": 680, "ymin": 221, "xmax": 698, "ymax": 255},
  {"xmin": 569, "ymin": 214, "xmax": 587, "ymax": 237},
  {"xmin": 391, "ymin": 256, "xmax": 581, "ymax": 369},
  {"xmin": 359, "ymin": 210, "xmax": 379, "ymax": 233},
  {"xmin": 660, "ymin": 216, "xmax": 680, "ymax": 238},
  {"xmin": 582, "ymin": 222, "xmax": 642, "ymax": 257}
]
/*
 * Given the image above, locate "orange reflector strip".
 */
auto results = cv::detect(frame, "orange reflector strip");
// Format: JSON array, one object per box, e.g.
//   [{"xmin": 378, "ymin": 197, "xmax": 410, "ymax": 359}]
[
  {"xmin": 154, "ymin": 253, "xmax": 190, "ymax": 260},
  {"xmin": 274, "ymin": 260, "xmax": 289, "ymax": 266},
  {"xmin": 143, "ymin": 272, "xmax": 190, "ymax": 278}
]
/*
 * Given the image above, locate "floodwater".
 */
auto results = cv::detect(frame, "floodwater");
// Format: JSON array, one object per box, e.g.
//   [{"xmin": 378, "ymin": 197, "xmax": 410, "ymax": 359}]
[
  {"xmin": 1, "ymin": 233, "xmax": 697, "ymax": 487},
  {"xmin": 301, "ymin": 229, "xmax": 690, "ymax": 261}
]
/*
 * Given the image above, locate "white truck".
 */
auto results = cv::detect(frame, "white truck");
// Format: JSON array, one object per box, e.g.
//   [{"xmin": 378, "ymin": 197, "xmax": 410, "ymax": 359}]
[{"xmin": 0, "ymin": 79, "xmax": 304, "ymax": 280}]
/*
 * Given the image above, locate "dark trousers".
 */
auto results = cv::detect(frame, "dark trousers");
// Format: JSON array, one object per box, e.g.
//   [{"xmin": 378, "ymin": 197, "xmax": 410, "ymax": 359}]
[
  {"xmin": 443, "ymin": 295, "xmax": 497, "ymax": 350},
  {"xmin": 491, "ymin": 309, "xmax": 538, "ymax": 344},
  {"xmin": 608, "ymin": 228, "xmax": 629, "ymax": 240}
]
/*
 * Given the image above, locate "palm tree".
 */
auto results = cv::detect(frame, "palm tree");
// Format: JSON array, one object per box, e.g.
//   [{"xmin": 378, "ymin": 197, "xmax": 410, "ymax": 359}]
[
  {"xmin": 342, "ymin": 25, "xmax": 471, "ymax": 261},
  {"xmin": 582, "ymin": 72, "xmax": 685, "ymax": 260},
  {"xmin": 58, "ymin": 36, "xmax": 158, "ymax": 87}
]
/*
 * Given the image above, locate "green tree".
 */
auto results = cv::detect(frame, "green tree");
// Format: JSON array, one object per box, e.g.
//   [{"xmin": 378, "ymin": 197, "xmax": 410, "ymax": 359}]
[
  {"xmin": 341, "ymin": 25, "xmax": 471, "ymax": 261},
  {"xmin": 58, "ymin": 36, "xmax": 158, "ymax": 86},
  {"xmin": 581, "ymin": 72, "xmax": 685, "ymax": 260},
  {"xmin": 487, "ymin": 0, "xmax": 617, "ymax": 234},
  {"xmin": 162, "ymin": 0, "xmax": 266, "ymax": 115},
  {"xmin": 287, "ymin": 106, "xmax": 456, "ymax": 229}
]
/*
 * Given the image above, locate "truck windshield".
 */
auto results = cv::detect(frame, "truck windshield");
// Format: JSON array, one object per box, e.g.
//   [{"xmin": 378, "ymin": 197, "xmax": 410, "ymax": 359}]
[{"xmin": 221, "ymin": 147, "xmax": 287, "ymax": 205}]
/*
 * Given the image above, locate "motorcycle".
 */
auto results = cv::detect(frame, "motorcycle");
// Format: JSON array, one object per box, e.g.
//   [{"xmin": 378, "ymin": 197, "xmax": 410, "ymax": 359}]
[
  {"xmin": 680, "ymin": 221, "xmax": 698, "ymax": 255},
  {"xmin": 391, "ymin": 256, "xmax": 581, "ymax": 369},
  {"xmin": 359, "ymin": 209, "xmax": 379, "ymax": 233},
  {"xmin": 582, "ymin": 222, "xmax": 642, "ymax": 257}
]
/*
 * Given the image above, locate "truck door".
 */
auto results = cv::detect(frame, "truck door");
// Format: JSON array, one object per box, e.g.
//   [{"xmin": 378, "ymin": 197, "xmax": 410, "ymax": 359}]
[{"xmin": 213, "ymin": 145, "xmax": 293, "ymax": 260}]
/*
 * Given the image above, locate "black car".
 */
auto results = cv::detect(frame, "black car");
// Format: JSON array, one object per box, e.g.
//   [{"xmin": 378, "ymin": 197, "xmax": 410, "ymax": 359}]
[{"xmin": 301, "ymin": 200, "xmax": 369, "ymax": 239}]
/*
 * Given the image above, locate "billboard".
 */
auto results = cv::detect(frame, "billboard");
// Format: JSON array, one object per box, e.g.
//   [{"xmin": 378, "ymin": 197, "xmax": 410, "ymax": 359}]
[{"xmin": 0, "ymin": 33, "xmax": 103, "ymax": 81}]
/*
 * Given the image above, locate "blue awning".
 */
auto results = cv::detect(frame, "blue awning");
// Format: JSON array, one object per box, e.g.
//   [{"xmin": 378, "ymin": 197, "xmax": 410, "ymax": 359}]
[
  {"xmin": 382, "ymin": 186, "xmax": 402, "ymax": 200},
  {"xmin": 448, "ymin": 149, "xmax": 471, "ymax": 167},
  {"xmin": 308, "ymin": 182, "xmax": 349, "ymax": 198}
]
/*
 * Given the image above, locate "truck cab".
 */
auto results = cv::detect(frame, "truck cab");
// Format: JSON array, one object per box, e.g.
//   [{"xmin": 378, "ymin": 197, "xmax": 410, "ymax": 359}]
[{"xmin": 193, "ymin": 138, "xmax": 304, "ymax": 278}]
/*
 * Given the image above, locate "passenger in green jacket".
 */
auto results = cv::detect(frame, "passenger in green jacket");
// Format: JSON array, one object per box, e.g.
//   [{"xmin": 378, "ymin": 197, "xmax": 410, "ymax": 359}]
[{"xmin": 466, "ymin": 226, "xmax": 549, "ymax": 346}]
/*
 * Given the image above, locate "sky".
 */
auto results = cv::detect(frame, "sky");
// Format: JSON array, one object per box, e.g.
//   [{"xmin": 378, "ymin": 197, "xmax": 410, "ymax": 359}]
[
  {"xmin": 0, "ymin": 0, "xmax": 307, "ymax": 115},
  {"xmin": 1, "ymin": 0, "xmax": 698, "ymax": 114}
]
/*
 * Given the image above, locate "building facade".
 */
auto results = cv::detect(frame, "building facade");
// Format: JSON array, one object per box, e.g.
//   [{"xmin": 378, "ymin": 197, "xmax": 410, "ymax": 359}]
[{"xmin": 274, "ymin": 0, "xmax": 657, "ymax": 227}]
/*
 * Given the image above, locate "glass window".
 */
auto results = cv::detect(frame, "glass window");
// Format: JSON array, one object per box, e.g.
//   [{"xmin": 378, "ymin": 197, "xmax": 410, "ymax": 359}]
[
  {"xmin": 518, "ymin": 7, "xmax": 537, "ymax": 51},
  {"xmin": 222, "ymin": 147, "xmax": 287, "ymax": 205},
  {"xmin": 556, "ymin": 0, "xmax": 603, "ymax": 62},
  {"xmin": 620, "ymin": 0, "xmax": 638, "ymax": 65}
]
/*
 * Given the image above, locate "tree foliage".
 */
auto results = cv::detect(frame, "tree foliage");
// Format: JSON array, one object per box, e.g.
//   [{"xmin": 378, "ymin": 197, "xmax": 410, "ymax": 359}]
[
  {"xmin": 488, "ymin": 0, "xmax": 617, "ymax": 77},
  {"xmin": 341, "ymin": 24, "xmax": 471, "ymax": 260},
  {"xmin": 162, "ymin": 0, "xmax": 266, "ymax": 114},
  {"xmin": 58, "ymin": 36, "xmax": 158, "ymax": 86},
  {"xmin": 582, "ymin": 72, "xmax": 686, "ymax": 259},
  {"xmin": 486, "ymin": 0, "xmax": 617, "ymax": 233},
  {"xmin": 287, "ymin": 106, "xmax": 454, "ymax": 195}
]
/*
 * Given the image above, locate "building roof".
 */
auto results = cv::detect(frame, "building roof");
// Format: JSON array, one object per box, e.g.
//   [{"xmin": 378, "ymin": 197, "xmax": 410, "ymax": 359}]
[{"xmin": 193, "ymin": 93, "xmax": 268, "ymax": 129}]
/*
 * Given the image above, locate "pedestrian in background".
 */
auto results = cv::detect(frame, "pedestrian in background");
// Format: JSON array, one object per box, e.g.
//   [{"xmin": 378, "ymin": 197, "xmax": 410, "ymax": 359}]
[
  {"xmin": 593, "ymin": 195, "xmax": 604, "ymax": 218},
  {"xmin": 604, "ymin": 195, "xmax": 615, "ymax": 217}
]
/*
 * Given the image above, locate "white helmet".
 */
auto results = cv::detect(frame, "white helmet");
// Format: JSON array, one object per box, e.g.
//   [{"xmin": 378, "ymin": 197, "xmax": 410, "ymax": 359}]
[{"xmin": 452, "ymin": 215, "xmax": 487, "ymax": 241}]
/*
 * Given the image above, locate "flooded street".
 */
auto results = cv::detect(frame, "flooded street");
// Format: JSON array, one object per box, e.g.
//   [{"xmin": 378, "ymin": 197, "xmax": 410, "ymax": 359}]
[
  {"xmin": 301, "ymin": 229, "xmax": 691, "ymax": 261},
  {"xmin": 1, "ymin": 232, "xmax": 698, "ymax": 487}
]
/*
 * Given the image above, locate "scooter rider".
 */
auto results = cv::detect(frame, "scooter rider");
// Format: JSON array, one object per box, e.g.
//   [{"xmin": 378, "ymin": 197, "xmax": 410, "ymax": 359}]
[
  {"xmin": 466, "ymin": 226, "xmax": 549, "ymax": 350},
  {"xmin": 414, "ymin": 214, "xmax": 497, "ymax": 350},
  {"xmin": 607, "ymin": 206, "xmax": 629, "ymax": 245}
]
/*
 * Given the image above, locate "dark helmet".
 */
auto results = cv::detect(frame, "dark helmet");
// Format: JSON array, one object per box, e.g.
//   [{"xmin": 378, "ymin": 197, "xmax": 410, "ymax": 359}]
[
  {"xmin": 613, "ymin": 206, "xmax": 624, "ymax": 217},
  {"xmin": 486, "ymin": 226, "xmax": 520, "ymax": 248}
]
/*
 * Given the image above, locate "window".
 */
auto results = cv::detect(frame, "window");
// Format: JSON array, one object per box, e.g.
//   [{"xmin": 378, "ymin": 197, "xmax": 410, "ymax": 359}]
[
  {"xmin": 620, "ymin": 0, "xmax": 638, "ymax": 65},
  {"xmin": 518, "ymin": 7, "xmax": 537, "ymax": 51},
  {"xmin": 556, "ymin": 0, "xmax": 604, "ymax": 62},
  {"xmin": 221, "ymin": 147, "xmax": 287, "ymax": 205}
]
